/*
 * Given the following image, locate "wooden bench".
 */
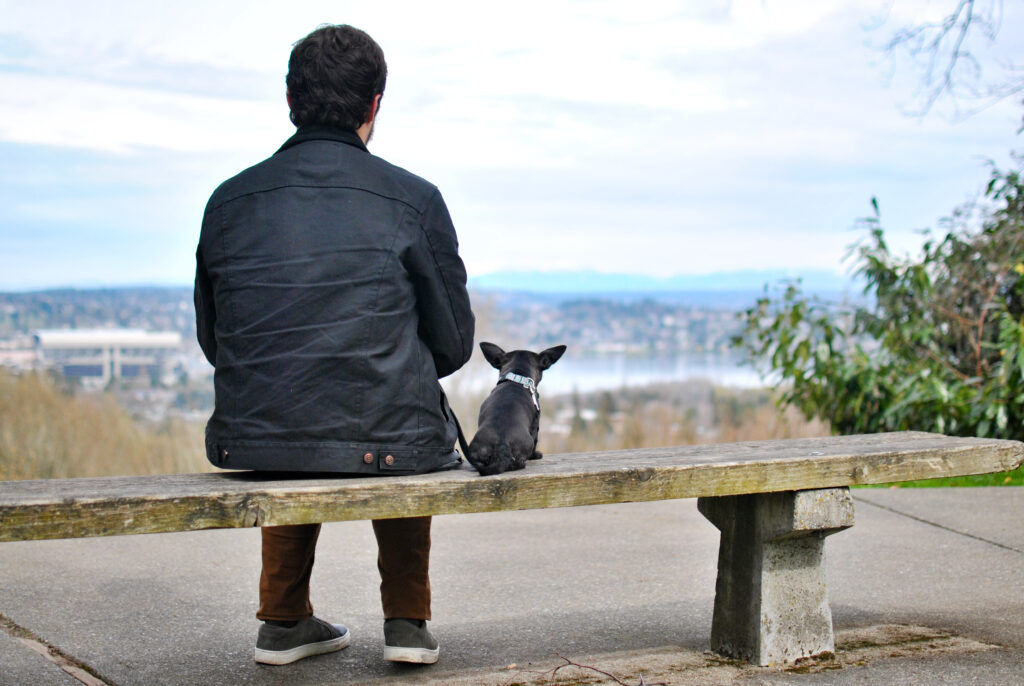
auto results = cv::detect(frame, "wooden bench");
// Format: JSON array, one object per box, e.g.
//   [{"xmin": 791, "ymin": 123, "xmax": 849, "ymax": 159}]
[{"xmin": 1, "ymin": 431, "xmax": 1021, "ymax": 666}]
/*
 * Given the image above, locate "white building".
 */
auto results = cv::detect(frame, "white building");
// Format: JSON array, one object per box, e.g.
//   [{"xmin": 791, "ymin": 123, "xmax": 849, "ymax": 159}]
[{"xmin": 33, "ymin": 329, "xmax": 182, "ymax": 384}]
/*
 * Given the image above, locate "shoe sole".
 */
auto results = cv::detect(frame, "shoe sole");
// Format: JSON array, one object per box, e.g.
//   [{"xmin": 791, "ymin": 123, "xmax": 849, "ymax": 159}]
[
  {"xmin": 383, "ymin": 645, "xmax": 440, "ymax": 664},
  {"xmin": 255, "ymin": 628, "xmax": 350, "ymax": 665}
]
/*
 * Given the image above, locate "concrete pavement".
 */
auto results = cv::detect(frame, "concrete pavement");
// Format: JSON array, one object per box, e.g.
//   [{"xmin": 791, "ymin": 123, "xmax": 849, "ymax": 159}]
[{"xmin": 0, "ymin": 487, "xmax": 1022, "ymax": 685}]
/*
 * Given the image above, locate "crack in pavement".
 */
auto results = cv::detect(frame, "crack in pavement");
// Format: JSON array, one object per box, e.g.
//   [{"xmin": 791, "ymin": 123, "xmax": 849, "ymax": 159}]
[
  {"xmin": 853, "ymin": 494, "xmax": 1024, "ymax": 555},
  {"xmin": 356, "ymin": 625, "xmax": 1000, "ymax": 685},
  {"xmin": 0, "ymin": 612, "xmax": 114, "ymax": 686}
]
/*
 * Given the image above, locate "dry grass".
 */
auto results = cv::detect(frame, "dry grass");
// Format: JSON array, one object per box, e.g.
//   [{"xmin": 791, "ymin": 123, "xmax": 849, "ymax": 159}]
[
  {"xmin": 711, "ymin": 404, "xmax": 830, "ymax": 443},
  {"xmin": 0, "ymin": 369, "xmax": 210, "ymax": 480},
  {"xmin": 539, "ymin": 382, "xmax": 829, "ymax": 454},
  {"xmin": 0, "ymin": 360, "xmax": 827, "ymax": 482}
]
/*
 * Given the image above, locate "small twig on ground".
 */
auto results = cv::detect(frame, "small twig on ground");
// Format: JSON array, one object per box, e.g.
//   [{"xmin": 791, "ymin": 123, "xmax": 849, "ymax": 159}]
[{"xmin": 502, "ymin": 652, "xmax": 667, "ymax": 686}]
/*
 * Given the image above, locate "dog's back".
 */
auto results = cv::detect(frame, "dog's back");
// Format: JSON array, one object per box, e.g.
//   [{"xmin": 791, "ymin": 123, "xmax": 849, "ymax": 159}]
[
  {"xmin": 468, "ymin": 384, "xmax": 540, "ymax": 475},
  {"xmin": 466, "ymin": 342, "xmax": 566, "ymax": 476}
]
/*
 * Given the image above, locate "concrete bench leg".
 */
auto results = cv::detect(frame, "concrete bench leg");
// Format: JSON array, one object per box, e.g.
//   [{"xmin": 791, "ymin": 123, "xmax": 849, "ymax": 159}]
[{"xmin": 697, "ymin": 488, "xmax": 854, "ymax": 666}]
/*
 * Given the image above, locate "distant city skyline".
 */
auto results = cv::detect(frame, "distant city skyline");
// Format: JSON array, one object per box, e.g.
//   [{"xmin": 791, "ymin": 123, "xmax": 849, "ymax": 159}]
[{"xmin": 2, "ymin": 1, "xmax": 1022, "ymax": 290}]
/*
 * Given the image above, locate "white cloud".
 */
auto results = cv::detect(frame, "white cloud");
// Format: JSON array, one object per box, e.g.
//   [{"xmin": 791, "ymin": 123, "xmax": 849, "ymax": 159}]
[
  {"xmin": 0, "ymin": 0, "xmax": 883, "ymax": 154},
  {"xmin": 0, "ymin": 71, "xmax": 288, "ymax": 154},
  {"xmin": 0, "ymin": 0, "xmax": 1022, "ymax": 288}
]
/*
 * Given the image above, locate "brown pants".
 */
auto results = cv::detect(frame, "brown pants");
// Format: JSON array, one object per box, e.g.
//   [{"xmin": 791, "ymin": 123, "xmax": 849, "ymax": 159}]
[{"xmin": 257, "ymin": 517, "xmax": 432, "ymax": 622}]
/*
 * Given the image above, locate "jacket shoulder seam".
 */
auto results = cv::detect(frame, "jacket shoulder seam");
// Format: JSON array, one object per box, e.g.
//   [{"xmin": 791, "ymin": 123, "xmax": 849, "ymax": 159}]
[{"xmin": 207, "ymin": 182, "xmax": 429, "ymax": 215}]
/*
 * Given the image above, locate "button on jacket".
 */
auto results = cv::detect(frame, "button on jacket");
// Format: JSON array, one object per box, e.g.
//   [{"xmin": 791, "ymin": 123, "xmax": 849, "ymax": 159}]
[{"xmin": 194, "ymin": 125, "xmax": 475, "ymax": 474}]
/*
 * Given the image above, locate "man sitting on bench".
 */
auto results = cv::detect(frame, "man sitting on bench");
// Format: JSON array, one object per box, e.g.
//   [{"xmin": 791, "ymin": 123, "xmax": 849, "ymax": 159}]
[{"xmin": 194, "ymin": 23, "xmax": 474, "ymax": 667}]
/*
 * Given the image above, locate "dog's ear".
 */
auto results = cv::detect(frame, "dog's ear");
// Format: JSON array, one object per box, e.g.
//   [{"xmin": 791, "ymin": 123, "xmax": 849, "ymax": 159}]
[
  {"xmin": 479, "ymin": 342, "xmax": 507, "ymax": 370},
  {"xmin": 538, "ymin": 345, "xmax": 566, "ymax": 370}
]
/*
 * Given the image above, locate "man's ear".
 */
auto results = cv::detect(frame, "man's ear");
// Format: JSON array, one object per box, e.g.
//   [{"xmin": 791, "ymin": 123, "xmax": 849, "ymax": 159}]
[
  {"xmin": 479, "ymin": 342, "xmax": 507, "ymax": 370},
  {"xmin": 538, "ymin": 345, "xmax": 566, "ymax": 370}
]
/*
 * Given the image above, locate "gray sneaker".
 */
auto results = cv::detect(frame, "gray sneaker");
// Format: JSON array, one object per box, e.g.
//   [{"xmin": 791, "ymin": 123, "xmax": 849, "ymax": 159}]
[
  {"xmin": 383, "ymin": 618, "xmax": 439, "ymax": 664},
  {"xmin": 254, "ymin": 617, "xmax": 350, "ymax": 665}
]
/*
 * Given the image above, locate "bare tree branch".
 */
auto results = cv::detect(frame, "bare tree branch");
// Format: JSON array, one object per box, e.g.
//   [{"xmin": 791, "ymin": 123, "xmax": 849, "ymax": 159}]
[{"xmin": 880, "ymin": 0, "xmax": 1022, "ymax": 117}]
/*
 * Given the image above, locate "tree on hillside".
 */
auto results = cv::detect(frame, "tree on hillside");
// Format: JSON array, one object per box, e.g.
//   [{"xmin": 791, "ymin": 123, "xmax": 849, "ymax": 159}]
[{"xmin": 732, "ymin": 162, "xmax": 1024, "ymax": 439}]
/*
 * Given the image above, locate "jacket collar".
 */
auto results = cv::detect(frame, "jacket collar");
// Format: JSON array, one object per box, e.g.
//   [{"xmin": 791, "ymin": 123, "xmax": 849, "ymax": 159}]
[{"xmin": 277, "ymin": 124, "xmax": 368, "ymax": 154}]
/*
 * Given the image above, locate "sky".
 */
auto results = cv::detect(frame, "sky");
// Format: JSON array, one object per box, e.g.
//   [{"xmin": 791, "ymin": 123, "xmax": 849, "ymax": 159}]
[{"xmin": 1, "ymin": 0, "xmax": 1022, "ymax": 290}]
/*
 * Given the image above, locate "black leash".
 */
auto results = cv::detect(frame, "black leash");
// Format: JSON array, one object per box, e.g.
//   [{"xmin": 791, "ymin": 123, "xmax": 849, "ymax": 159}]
[
  {"xmin": 451, "ymin": 408, "xmax": 471, "ymax": 458},
  {"xmin": 440, "ymin": 388, "xmax": 472, "ymax": 459}
]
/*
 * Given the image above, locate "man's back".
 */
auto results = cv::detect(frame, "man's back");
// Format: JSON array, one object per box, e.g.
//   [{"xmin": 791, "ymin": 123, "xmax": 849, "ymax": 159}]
[{"xmin": 195, "ymin": 126, "xmax": 474, "ymax": 475}]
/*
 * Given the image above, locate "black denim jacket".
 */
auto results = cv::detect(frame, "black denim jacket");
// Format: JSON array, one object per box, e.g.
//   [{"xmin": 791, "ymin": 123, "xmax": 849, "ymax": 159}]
[{"xmin": 195, "ymin": 126, "xmax": 474, "ymax": 474}]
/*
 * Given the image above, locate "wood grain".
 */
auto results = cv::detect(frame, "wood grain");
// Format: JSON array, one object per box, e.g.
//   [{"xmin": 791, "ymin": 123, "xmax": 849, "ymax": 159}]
[{"xmin": 1, "ymin": 432, "xmax": 1020, "ymax": 542}]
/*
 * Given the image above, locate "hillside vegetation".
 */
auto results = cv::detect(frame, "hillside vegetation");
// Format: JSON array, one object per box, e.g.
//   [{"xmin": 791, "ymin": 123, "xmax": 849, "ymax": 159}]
[
  {"xmin": 6, "ymin": 366, "xmax": 1018, "ymax": 486},
  {"xmin": 538, "ymin": 382, "xmax": 828, "ymax": 454},
  {"xmin": 0, "ymin": 369, "xmax": 209, "ymax": 480},
  {"xmin": 0, "ymin": 366, "xmax": 827, "ymax": 480}
]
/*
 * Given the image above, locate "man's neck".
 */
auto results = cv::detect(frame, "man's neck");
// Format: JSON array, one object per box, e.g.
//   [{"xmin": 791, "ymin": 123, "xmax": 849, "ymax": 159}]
[
  {"xmin": 356, "ymin": 120, "xmax": 374, "ymax": 145},
  {"xmin": 357, "ymin": 93, "xmax": 380, "ymax": 144}
]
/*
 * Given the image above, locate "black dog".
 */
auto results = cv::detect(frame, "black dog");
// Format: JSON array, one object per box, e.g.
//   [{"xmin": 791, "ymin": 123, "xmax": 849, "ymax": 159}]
[{"xmin": 466, "ymin": 342, "xmax": 566, "ymax": 476}]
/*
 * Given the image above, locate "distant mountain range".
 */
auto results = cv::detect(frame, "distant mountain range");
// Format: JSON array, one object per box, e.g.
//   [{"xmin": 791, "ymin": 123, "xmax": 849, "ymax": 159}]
[
  {"xmin": 469, "ymin": 269, "xmax": 858, "ymax": 294},
  {"xmin": 465, "ymin": 269, "xmax": 865, "ymax": 309}
]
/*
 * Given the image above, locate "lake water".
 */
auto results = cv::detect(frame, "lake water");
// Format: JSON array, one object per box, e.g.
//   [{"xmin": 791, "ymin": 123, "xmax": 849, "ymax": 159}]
[
  {"xmin": 544, "ymin": 353, "xmax": 766, "ymax": 393},
  {"xmin": 449, "ymin": 352, "xmax": 768, "ymax": 396}
]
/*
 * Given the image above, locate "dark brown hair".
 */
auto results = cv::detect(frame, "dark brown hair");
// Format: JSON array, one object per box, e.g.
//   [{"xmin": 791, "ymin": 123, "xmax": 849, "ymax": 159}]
[{"xmin": 286, "ymin": 25, "xmax": 387, "ymax": 130}]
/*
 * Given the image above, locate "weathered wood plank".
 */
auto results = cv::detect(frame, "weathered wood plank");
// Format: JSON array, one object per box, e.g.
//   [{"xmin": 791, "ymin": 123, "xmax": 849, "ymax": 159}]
[{"xmin": 0, "ymin": 432, "xmax": 1020, "ymax": 542}]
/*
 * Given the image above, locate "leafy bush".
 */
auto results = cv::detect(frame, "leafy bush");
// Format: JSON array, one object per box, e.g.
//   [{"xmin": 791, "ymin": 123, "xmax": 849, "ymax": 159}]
[{"xmin": 733, "ymin": 164, "xmax": 1024, "ymax": 442}]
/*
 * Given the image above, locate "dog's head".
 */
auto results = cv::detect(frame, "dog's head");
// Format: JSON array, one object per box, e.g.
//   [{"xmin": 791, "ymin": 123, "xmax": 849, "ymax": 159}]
[{"xmin": 478, "ymin": 342, "xmax": 566, "ymax": 384}]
